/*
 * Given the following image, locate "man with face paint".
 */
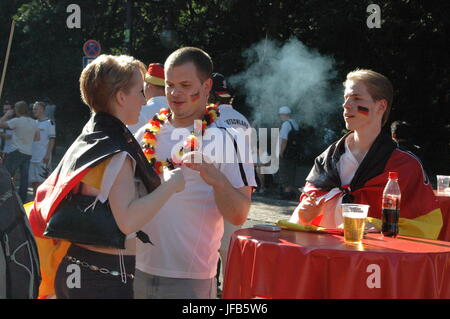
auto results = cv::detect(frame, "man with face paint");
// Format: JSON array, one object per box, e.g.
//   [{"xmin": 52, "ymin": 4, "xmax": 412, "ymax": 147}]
[
  {"xmin": 134, "ymin": 47, "xmax": 256, "ymax": 299},
  {"xmin": 289, "ymin": 69, "xmax": 442, "ymax": 240}
]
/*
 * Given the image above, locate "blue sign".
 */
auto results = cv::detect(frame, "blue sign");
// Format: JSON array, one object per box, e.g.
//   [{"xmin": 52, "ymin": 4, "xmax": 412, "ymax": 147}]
[{"xmin": 82, "ymin": 56, "xmax": 95, "ymax": 68}]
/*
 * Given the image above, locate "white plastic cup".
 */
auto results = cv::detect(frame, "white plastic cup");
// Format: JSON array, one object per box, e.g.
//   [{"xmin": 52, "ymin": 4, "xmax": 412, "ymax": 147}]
[
  {"xmin": 437, "ymin": 175, "xmax": 450, "ymax": 196},
  {"xmin": 341, "ymin": 204, "xmax": 370, "ymax": 244}
]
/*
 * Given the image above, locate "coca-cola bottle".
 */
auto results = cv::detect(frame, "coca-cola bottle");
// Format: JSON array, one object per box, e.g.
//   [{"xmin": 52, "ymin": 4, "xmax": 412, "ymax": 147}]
[{"xmin": 382, "ymin": 171, "xmax": 401, "ymax": 237}]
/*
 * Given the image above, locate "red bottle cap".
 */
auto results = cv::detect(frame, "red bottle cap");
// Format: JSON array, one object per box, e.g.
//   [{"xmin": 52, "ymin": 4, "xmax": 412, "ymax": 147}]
[{"xmin": 388, "ymin": 171, "xmax": 398, "ymax": 179}]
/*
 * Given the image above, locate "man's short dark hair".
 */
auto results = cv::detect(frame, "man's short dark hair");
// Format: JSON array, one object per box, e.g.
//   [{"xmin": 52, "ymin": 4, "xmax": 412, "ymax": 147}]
[
  {"xmin": 14, "ymin": 101, "xmax": 29, "ymax": 116},
  {"xmin": 165, "ymin": 47, "xmax": 213, "ymax": 83},
  {"xmin": 391, "ymin": 120, "xmax": 412, "ymax": 140}
]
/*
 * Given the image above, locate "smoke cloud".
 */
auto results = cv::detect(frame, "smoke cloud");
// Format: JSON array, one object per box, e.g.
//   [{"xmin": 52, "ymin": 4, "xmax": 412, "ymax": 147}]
[{"xmin": 230, "ymin": 38, "xmax": 340, "ymax": 129}]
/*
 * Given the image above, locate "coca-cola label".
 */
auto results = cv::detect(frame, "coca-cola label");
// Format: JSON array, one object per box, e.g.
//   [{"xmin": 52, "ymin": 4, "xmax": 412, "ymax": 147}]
[{"xmin": 382, "ymin": 195, "xmax": 400, "ymax": 210}]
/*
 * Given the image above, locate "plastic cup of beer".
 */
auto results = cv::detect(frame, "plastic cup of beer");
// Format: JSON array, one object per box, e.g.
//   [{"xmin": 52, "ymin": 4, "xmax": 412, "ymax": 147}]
[
  {"xmin": 341, "ymin": 204, "xmax": 370, "ymax": 244},
  {"xmin": 437, "ymin": 175, "xmax": 450, "ymax": 196}
]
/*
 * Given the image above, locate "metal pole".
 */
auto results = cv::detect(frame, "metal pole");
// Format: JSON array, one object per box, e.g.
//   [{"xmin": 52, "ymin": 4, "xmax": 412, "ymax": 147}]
[{"xmin": 0, "ymin": 19, "xmax": 16, "ymax": 101}]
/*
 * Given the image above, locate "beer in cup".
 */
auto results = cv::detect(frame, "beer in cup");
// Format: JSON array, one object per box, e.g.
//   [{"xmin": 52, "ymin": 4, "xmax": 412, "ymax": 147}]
[{"xmin": 341, "ymin": 204, "xmax": 370, "ymax": 244}]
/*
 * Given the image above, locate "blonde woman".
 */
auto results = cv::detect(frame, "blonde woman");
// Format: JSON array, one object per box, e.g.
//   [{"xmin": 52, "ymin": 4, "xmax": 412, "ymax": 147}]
[{"xmin": 29, "ymin": 54, "xmax": 184, "ymax": 299}]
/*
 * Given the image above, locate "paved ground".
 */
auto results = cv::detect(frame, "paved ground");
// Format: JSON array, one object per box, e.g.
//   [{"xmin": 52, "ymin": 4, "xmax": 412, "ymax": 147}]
[{"xmin": 244, "ymin": 193, "xmax": 298, "ymax": 227}]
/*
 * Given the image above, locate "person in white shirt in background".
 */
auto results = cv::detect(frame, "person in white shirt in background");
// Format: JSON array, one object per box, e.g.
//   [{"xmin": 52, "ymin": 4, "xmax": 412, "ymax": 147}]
[
  {"xmin": 0, "ymin": 101, "xmax": 15, "ymax": 163},
  {"xmin": 208, "ymin": 72, "xmax": 254, "ymax": 294},
  {"xmin": 0, "ymin": 101, "xmax": 39, "ymax": 202},
  {"xmin": 29, "ymin": 101, "xmax": 56, "ymax": 195},
  {"xmin": 278, "ymin": 106, "xmax": 300, "ymax": 200},
  {"xmin": 127, "ymin": 63, "xmax": 168, "ymax": 134}
]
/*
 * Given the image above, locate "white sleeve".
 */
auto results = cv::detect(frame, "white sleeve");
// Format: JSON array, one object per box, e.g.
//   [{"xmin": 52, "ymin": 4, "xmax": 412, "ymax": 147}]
[
  {"xmin": 6, "ymin": 118, "xmax": 16, "ymax": 130},
  {"xmin": 97, "ymin": 151, "xmax": 136, "ymax": 203},
  {"xmin": 219, "ymin": 161, "xmax": 257, "ymax": 189},
  {"xmin": 216, "ymin": 127, "xmax": 257, "ymax": 189},
  {"xmin": 48, "ymin": 121, "xmax": 56, "ymax": 138}
]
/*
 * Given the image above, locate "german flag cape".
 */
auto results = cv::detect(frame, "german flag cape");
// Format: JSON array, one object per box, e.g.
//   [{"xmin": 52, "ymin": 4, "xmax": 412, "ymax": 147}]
[
  {"xmin": 29, "ymin": 112, "xmax": 161, "ymax": 239},
  {"xmin": 304, "ymin": 131, "xmax": 442, "ymax": 239}
]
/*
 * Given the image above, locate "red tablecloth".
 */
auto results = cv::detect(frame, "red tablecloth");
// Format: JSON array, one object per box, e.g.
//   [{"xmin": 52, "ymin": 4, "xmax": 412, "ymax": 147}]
[
  {"xmin": 436, "ymin": 192, "xmax": 450, "ymax": 241},
  {"xmin": 222, "ymin": 228, "xmax": 450, "ymax": 299}
]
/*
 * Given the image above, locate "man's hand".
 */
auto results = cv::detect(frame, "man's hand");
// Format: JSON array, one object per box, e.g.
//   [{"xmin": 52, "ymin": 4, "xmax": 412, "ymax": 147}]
[
  {"xmin": 43, "ymin": 154, "xmax": 50, "ymax": 164},
  {"xmin": 181, "ymin": 151, "xmax": 223, "ymax": 187},
  {"xmin": 0, "ymin": 109, "xmax": 15, "ymax": 129},
  {"xmin": 3, "ymin": 109, "xmax": 15, "ymax": 119},
  {"xmin": 181, "ymin": 151, "xmax": 251, "ymax": 226}
]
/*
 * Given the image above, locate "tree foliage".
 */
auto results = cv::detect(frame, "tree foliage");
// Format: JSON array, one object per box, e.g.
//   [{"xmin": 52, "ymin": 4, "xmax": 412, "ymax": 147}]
[{"xmin": 0, "ymin": 0, "xmax": 448, "ymax": 174}]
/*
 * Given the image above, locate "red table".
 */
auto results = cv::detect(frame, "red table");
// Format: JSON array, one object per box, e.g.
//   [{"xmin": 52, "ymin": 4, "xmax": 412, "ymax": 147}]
[
  {"xmin": 222, "ymin": 228, "xmax": 450, "ymax": 299},
  {"xmin": 436, "ymin": 192, "xmax": 450, "ymax": 241}
]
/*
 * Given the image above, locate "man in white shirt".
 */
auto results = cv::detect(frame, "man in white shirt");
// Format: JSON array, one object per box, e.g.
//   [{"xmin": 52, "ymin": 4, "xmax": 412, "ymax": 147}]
[
  {"xmin": 209, "ymin": 73, "xmax": 251, "ymax": 130},
  {"xmin": 134, "ymin": 47, "xmax": 256, "ymax": 299},
  {"xmin": 0, "ymin": 101, "xmax": 39, "ymax": 201},
  {"xmin": 29, "ymin": 101, "xmax": 56, "ymax": 195},
  {"xmin": 278, "ymin": 106, "xmax": 300, "ymax": 200},
  {"xmin": 127, "ymin": 63, "xmax": 168, "ymax": 134}
]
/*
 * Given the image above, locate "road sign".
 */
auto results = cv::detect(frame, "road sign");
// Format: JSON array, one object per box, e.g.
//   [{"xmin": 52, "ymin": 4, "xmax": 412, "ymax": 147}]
[
  {"xmin": 83, "ymin": 39, "xmax": 101, "ymax": 58},
  {"xmin": 82, "ymin": 56, "xmax": 95, "ymax": 68}
]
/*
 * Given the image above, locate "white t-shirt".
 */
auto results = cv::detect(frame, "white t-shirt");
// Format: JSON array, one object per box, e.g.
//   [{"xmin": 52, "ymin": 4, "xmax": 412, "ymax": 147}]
[
  {"xmin": 7, "ymin": 117, "xmax": 39, "ymax": 155},
  {"xmin": 31, "ymin": 119, "xmax": 56, "ymax": 163},
  {"xmin": 218, "ymin": 104, "xmax": 256, "ymax": 164},
  {"xmin": 289, "ymin": 137, "xmax": 363, "ymax": 228},
  {"xmin": 127, "ymin": 96, "xmax": 168, "ymax": 134},
  {"xmin": 135, "ymin": 119, "xmax": 257, "ymax": 279},
  {"xmin": 218, "ymin": 104, "xmax": 250, "ymax": 130}
]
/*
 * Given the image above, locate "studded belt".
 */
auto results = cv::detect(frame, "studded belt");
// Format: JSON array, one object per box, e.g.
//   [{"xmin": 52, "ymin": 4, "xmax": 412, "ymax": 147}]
[{"xmin": 65, "ymin": 255, "xmax": 135, "ymax": 279}]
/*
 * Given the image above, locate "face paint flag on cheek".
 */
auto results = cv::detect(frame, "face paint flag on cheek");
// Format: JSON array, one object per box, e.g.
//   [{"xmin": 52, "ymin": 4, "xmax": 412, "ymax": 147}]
[
  {"xmin": 190, "ymin": 91, "xmax": 200, "ymax": 103},
  {"xmin": 357, "ymin": 105, "xmax": 369, "ymax": 116}
]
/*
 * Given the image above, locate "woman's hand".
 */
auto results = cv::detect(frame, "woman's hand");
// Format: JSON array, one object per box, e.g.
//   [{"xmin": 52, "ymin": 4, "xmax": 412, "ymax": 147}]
[
  {"xmin": 296, "ymin": 193, "xmax": 326, "ymax": 224},
  {"xmin": 162, "ymin": 167, "xmax": 185, "ymax": 193}
]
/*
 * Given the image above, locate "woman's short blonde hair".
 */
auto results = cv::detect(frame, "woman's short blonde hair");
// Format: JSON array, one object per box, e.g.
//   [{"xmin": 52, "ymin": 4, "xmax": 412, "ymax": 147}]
[
  {"xmin": 79, "ymin": 54, "xmax": 146, "ymax": 113},
  {"xmin": 344, "ymin": 69, "xmax": 393, "ymax": 126}
]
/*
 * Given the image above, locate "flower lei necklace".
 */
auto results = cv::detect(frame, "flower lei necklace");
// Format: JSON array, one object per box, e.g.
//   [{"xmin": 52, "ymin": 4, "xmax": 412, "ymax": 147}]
[{"xmin": 142, "ymin": 103, "xmax": 220, "ymax": 174}]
